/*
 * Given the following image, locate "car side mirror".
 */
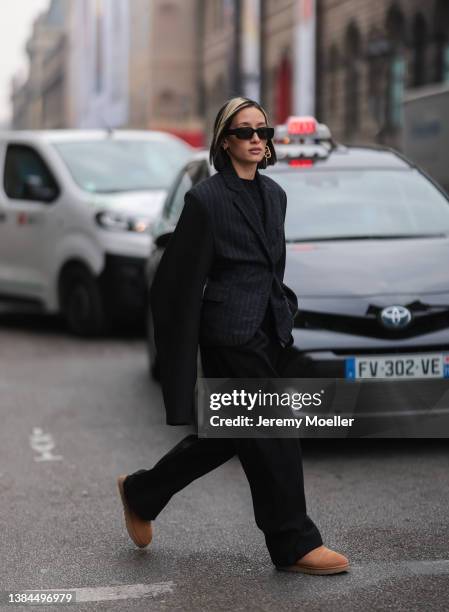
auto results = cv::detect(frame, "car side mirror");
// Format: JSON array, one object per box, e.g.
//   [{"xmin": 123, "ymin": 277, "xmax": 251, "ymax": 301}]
[
  {"xmin": 23, "ymin": 175, "xmax": 58, "ymax": 202},
  {"xmin": 154, "ymin": 232, "xmax": 173, "ymax": 248}
]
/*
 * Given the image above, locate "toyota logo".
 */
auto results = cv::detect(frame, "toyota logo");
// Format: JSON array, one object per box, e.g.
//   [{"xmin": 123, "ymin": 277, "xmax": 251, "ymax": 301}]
[{"xmin": 380, "ymin": 305, "xmax": 412, "ymax": 329}]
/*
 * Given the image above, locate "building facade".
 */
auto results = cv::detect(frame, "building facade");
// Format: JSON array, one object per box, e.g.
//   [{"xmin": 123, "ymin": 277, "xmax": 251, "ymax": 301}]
[
  {"xmin": 67, "ymin": 0, "xmax": 129, "ymax": 128},
  {"xmin": 11, "ymin": 0, "xmax": 68, "ymax": 129},
  {"xmin": 316, "ymin": 0, "xmax": 449, "ymax": 147},
  {"xmin": 202, "ymin": 0, "xmax": 308, "ymax": 143},
  {"xmin": 260, "ymin": 0, "xmax": 295, "ymax": 123},
  {"xmin": 11, "ymin": 0, "xmax": 130, "ymax": 130},
  {"xmin": 10, "ymin": 0, "xmax": 336, "ymax": 141},
  {"xmin": 128, "ymin": 0, "xmax": 204, "ymax": 146}
]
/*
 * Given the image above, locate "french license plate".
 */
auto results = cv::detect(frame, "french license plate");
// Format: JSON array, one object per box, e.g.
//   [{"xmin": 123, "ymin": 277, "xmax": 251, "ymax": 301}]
[{"xmin": 345, "ymin": 352, "xmax": 449, "ymax": 380}]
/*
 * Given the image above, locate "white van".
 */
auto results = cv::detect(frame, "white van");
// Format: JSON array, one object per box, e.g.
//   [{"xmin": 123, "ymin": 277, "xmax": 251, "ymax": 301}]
[{"xmin": 0, "ymin": 129, "xmax": 192, "ymax": 335}]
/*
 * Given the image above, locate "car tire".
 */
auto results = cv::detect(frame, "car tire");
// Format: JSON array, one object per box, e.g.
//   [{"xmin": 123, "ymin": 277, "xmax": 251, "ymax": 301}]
[{"xmin": 60, "ymin": 265, "xmax": 110, "ymax": 337}]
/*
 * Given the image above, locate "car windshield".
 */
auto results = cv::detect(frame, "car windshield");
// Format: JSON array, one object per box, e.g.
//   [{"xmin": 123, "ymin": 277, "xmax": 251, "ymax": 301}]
[
  {"xmin": 53, "ymin": 139, "xmax": 191, "ymax": 193},
  {"xmin": 267, "ymin": 167, "xmax": 449, "ymax": 241}
]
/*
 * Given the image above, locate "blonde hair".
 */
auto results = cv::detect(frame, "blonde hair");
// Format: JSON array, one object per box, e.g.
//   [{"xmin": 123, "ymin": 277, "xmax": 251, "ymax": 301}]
[{"xmin": 209, "ymin": 96, "xmax": 277, "ymax": 171}]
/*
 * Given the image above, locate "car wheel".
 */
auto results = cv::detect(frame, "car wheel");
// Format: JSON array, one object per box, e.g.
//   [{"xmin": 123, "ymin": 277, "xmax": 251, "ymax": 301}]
[{"xmin": 60, "ymin": 265, "xmax": 110, "ymax": 337}]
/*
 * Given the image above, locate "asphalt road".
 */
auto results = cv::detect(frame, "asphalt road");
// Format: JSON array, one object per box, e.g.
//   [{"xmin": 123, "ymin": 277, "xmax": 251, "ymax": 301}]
[{"xmin": 1, "ymin": 311, "xmax": 448, "ymax": 612}]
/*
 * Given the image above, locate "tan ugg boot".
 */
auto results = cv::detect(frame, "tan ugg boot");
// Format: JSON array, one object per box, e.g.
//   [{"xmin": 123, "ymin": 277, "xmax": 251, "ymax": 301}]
[
  {"xmin": 117, "ymin": 475, "xmax": 153, "ymax": 548},
  {"xmin": 276, "ymin": 545, "xmax": 350, "ymax": 575}
]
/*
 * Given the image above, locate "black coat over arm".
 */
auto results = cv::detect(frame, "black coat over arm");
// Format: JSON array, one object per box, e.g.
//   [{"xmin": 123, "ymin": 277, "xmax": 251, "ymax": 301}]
[{"xmin": 149, "ymin": 191, "xmax": 214, "ymax": 426}]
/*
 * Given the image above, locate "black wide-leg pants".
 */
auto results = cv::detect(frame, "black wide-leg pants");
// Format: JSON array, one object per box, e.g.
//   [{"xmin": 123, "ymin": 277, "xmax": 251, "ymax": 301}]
[{"xmin": 124, "ymin": 307, "xmax": 323, "ymax": 566}]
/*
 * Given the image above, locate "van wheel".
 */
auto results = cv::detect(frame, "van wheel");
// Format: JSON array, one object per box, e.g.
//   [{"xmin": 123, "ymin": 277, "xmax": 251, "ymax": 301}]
[{"xmin": 60, "ymin": 266, "xmax": 110, "ymax": 336}]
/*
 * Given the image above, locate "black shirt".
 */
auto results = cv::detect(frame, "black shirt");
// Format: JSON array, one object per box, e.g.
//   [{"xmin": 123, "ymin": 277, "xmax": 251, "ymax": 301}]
[{"xmin": 240, "ymin": 174, "xmax": 266, "ymax": 231}]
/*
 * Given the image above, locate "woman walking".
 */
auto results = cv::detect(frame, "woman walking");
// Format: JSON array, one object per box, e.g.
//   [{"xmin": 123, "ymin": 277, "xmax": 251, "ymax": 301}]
[{"xmin": 117, "ymin": 97, "xmax": 349, "ymax": 575}]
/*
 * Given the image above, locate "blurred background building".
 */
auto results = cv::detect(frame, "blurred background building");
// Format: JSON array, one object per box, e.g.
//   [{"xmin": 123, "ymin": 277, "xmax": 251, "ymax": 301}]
[
  {"xmin": 11, "ymin": 0, "xmax": 69, "ymax": 129},
  {"xmin": 67, "ymin": 0, "xmax": 129, "ymax": 129},
  {"xmin": 316, "ymin": 0, "xmax": 449, "ymax": 149},
  {"xmin": 8, "ymin": 0, "xmax": 449, "ymax": 152},
  {"xmin": 128, "ymin": 0, "xmax": 203, "ymax": 145}
]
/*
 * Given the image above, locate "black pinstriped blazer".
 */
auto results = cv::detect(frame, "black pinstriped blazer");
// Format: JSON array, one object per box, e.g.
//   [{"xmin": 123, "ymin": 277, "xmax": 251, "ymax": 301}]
[{"xmin": 150, "ymin": 157, "xmax": 299, "ymax": 425}]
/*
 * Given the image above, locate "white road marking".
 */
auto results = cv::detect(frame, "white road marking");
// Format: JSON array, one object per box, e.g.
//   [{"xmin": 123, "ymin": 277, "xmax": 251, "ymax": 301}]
[
  {"xmin": 25, "ymin": 582, "xmax": 175, "ymax": 602},
  {"xmin": 21, "ymin": 560, "xmax": 449, "ymax": 602},
  {"xmin": 29, "ymin": 427, "xmax": 62, "ymax": 462}
]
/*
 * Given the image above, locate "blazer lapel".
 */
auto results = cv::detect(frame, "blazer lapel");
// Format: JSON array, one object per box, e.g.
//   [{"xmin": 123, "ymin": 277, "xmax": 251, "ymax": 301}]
[{"xmin": 220, "ymin": 159, "xmax": 278, "ymax": 265}]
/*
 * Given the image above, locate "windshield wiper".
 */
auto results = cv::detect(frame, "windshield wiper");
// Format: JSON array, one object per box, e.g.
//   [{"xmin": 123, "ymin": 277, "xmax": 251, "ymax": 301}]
[{"xmin": 285, "ymin": 233, "xmax": 448, "ymax": 243}]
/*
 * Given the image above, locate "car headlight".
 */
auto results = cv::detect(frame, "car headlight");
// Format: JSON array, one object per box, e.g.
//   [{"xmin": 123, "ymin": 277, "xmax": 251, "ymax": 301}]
[{"xmin": 95, "ymin": 210, "xmax": 152, "ymax": 233}]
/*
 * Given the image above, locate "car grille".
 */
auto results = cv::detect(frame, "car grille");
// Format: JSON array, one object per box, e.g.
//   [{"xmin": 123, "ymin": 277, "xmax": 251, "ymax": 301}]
[{"xmin": 295, "ymin": 305, "xmax": 449, "ymax": 340}]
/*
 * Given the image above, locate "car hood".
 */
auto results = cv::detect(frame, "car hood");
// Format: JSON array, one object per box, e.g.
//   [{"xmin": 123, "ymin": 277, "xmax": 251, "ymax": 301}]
[
  {"xmin": 90, "ymin": 189, "xmax": 167, "ymax": 219},
  {"xmin": 284, "ymin": 235, "xmax": 449, "ymax": 311}
]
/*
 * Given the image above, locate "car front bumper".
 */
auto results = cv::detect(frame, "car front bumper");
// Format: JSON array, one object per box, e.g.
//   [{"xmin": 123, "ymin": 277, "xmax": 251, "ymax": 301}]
[{"xmin": 276, "ymin": 327, "xmax": 449, "ymax": 436}]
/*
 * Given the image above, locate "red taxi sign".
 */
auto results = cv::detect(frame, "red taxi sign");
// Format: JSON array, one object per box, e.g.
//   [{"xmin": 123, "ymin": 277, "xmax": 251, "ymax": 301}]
[
  {"xmin": 288, "ymin": 159, "xmax": 314, "ymax": 167},
  {"xmin": 286, "ymin": 116, "xmax": 317, "ymax": 136}
]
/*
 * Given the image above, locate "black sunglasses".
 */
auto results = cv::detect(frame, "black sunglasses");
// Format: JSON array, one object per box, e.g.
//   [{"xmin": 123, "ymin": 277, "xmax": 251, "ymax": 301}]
[{"xmin": 225, "ymin": 126, "xmax": 274, "ymax": 140}]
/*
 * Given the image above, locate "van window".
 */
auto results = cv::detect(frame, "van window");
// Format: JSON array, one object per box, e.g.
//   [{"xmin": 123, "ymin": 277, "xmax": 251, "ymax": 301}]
[{"xmin": 4, "ymin": 144, "xmax": 59, "ymax": 202}]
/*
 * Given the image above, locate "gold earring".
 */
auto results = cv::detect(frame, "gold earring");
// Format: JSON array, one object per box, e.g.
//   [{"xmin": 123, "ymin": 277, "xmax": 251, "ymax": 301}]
[{"xmin": 264, "ymin": 145, "xmax": 271, "ymax": 160}]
